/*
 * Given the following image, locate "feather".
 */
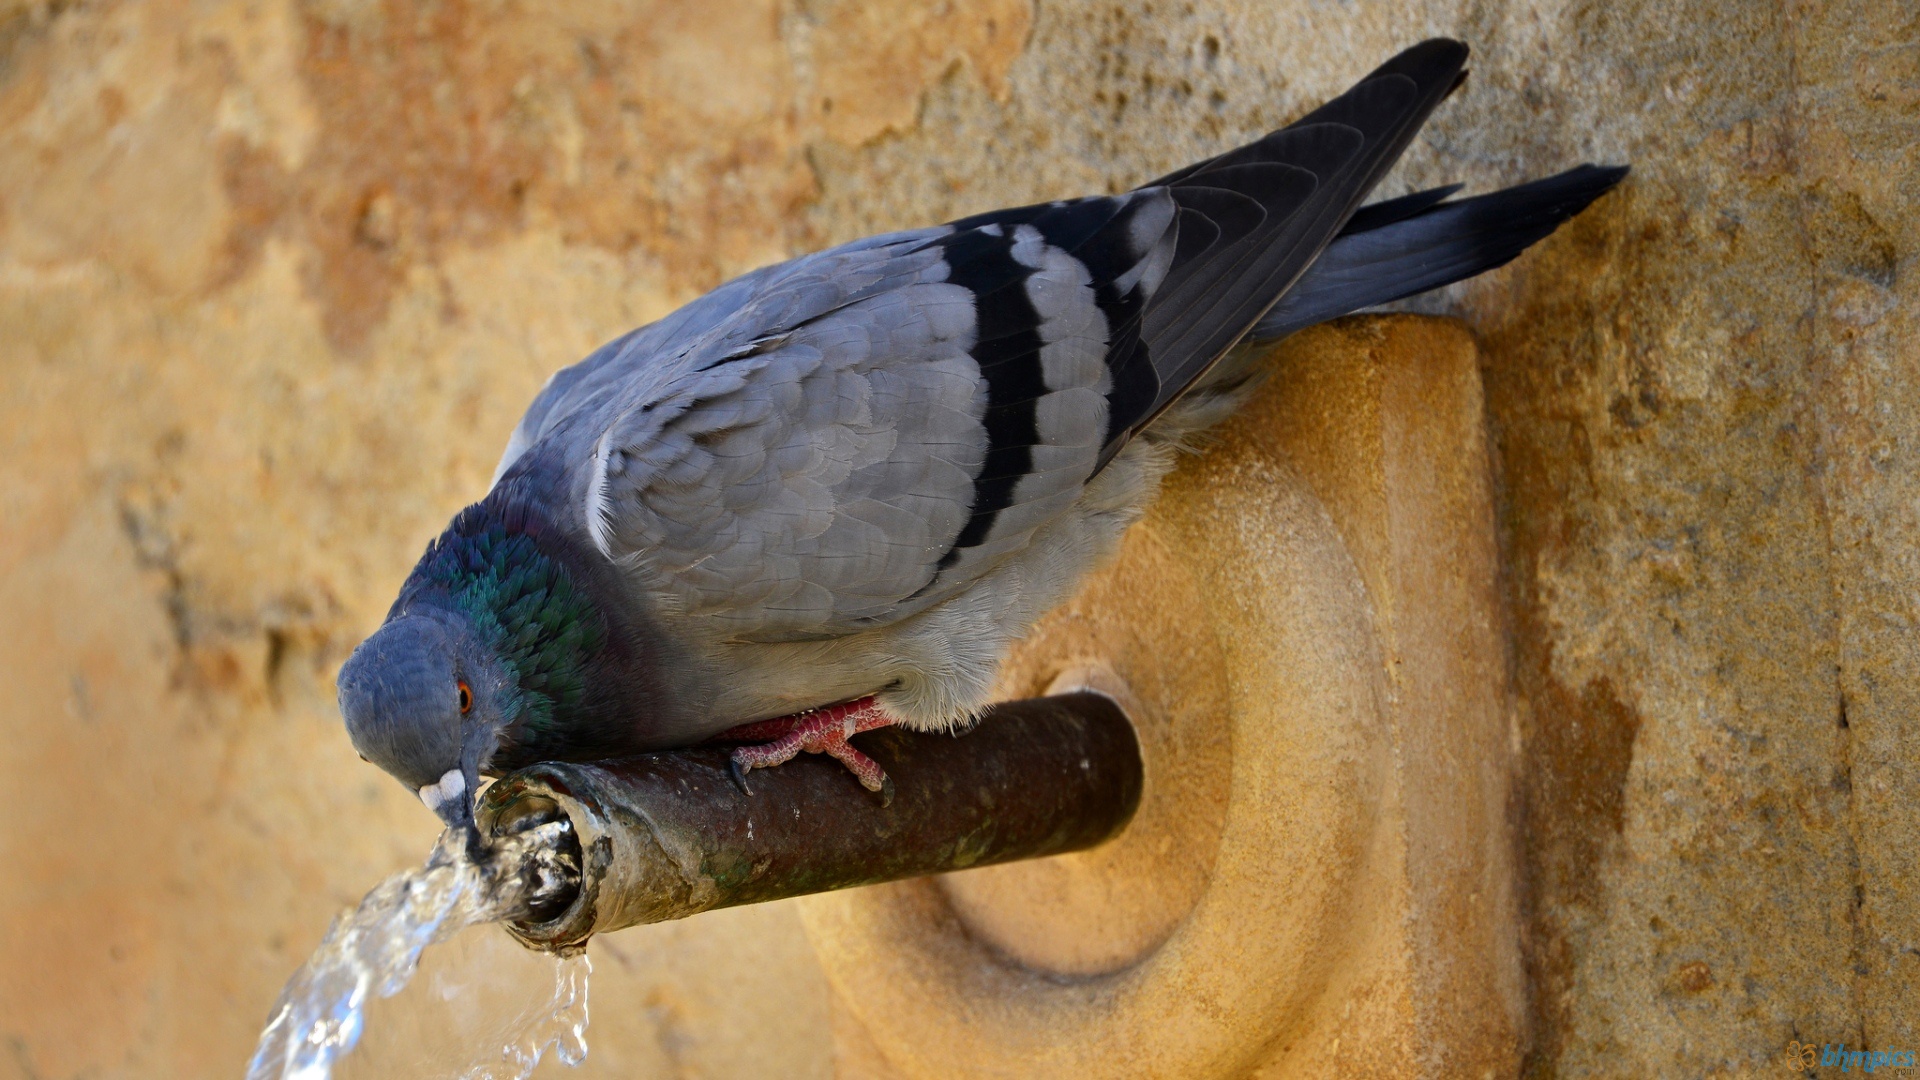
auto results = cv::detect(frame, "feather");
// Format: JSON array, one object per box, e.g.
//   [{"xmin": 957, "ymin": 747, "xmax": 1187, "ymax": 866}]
[{"xmin": 1250, "ymin": 165, "xmax": 1630, "ymax": 340}]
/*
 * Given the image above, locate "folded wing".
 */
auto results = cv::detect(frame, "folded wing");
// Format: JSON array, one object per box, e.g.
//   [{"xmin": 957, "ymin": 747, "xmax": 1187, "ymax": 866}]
[{"xmin": 494, "ymin": 40, "xmax": 1476, "ymax": 641}]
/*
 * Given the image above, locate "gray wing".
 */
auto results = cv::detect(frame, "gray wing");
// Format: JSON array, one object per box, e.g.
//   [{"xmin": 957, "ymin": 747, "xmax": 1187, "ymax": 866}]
[
  {"xmin": 490, "ymin": 231, "xmax": 903, "ymax": 487},
  {"xmin": 495, "ymin": 40, "xmax": 1471, "ymax": 641},
  {"xmin": 573, "ymin": 199, "xmax": 1181, "ymax": 640}
]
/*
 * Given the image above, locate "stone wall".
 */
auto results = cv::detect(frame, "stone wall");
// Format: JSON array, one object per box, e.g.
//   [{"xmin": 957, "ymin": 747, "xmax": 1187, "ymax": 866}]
[{"xmin": 1, "ymin": 0, "xmax": 1913, "ymax": 1077}]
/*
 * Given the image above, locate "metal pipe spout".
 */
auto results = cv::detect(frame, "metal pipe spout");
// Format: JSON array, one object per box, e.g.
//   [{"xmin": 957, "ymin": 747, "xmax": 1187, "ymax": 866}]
[{"xmin": 476, "ymin": 692, "xmax": 1143, "ymax": 953}]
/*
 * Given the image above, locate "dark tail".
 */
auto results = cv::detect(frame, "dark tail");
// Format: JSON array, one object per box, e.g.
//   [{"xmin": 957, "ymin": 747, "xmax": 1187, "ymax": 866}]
[{"xmin": 1248, "ymin": 163, "xmax": 1629, "ymax": 342}]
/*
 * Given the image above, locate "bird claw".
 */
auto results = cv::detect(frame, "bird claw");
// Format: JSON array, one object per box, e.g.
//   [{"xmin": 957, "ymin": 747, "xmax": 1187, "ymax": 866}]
[{"xmin": 714, "ymin": 697, "xmax": 899, "ymax": 805}]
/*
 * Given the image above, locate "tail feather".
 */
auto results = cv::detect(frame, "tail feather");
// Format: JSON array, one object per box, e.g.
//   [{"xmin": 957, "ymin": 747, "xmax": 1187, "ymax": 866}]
[
  {"xmin": 1248, "ymin": 163, "xmax": 1629, "ymax": 342},
  {"xmin": 1338, "ymin": 182, "xmax": 1463, "ymax": 234}
]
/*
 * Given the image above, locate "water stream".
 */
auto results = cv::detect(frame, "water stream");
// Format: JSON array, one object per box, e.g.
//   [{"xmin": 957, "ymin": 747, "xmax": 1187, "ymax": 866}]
[{"xmin": 247, "ymin": 821, "xmax": 589, "ymax": 1080}]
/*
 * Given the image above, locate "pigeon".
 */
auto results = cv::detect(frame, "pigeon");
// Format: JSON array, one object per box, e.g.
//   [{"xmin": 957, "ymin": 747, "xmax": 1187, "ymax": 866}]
[{"xmin": 337, "ymin": 38, "xmax": 1626, "ymax": 843}]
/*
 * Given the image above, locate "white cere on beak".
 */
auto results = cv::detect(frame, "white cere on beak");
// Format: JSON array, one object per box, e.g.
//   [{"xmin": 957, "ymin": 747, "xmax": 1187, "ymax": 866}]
[{"xmin": 418, "ymin": 768, "xmax": 466, "ymax": 813}]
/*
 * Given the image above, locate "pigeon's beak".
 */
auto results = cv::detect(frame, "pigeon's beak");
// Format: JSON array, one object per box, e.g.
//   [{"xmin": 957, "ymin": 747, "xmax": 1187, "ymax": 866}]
[{"xmin": 420, "ymin": 767, "xmax": 483, "ymax": 858}]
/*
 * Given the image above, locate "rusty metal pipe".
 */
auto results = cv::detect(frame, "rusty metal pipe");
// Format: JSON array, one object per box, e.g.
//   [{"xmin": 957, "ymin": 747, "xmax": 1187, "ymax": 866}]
[{"xmin": 476, "ymin": 692, "xmax": 1142, "ymax": 953}]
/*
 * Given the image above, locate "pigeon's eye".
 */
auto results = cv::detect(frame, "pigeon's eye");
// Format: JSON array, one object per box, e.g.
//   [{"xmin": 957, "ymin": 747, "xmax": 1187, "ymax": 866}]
[{"xmin": 457, "ymin": 680, "xmax": 473, "ymax": 714}]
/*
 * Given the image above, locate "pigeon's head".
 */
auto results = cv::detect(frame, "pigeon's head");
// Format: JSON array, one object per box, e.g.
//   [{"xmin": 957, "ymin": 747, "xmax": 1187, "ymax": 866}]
[{"xmin": 337, "ymin": 610, "xmax": 513, "ymax": 847}]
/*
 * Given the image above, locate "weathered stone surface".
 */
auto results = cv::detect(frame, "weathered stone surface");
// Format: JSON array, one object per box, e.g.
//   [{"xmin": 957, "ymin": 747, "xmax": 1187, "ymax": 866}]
[{"xmin": 1, "ymin": 0, "xmax": 1914, "ymax": 1076}]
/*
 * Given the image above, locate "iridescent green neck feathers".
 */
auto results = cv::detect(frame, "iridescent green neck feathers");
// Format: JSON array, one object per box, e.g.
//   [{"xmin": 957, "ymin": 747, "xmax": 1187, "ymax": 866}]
[{"xmin": 410, "ymin": 518, "xmax": 605, "ymax": 734}]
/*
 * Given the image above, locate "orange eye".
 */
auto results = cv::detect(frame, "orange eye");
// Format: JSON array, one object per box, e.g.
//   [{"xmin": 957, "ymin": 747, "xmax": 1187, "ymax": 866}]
[{"xmin": 457, "ymin": 680, "xmax": 473, "ymax": 714}]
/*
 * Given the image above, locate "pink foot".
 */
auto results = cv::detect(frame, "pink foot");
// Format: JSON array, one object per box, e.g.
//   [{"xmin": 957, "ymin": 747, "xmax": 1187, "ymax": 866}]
[{"xmin": 711, "ymin": 697, "xmax": 898, "ymax": 805}]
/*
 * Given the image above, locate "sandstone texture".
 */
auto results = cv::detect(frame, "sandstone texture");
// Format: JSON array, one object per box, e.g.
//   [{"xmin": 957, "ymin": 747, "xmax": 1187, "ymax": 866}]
[{"xmin": 0, "ymin": 0, "xmax": 1914, "ymax": 1077}]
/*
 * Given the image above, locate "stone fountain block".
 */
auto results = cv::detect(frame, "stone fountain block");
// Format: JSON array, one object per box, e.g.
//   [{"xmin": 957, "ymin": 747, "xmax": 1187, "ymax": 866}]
[{"xmin": 799, "ymin": 315, "xmax": 1525, "ymax": 1079}]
